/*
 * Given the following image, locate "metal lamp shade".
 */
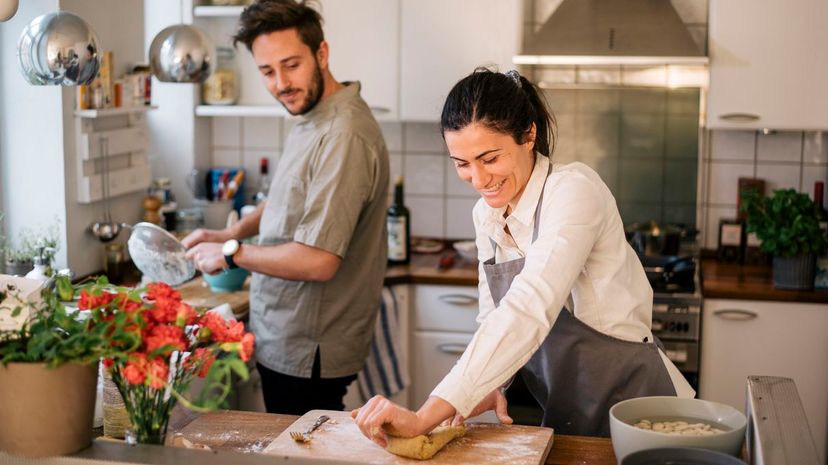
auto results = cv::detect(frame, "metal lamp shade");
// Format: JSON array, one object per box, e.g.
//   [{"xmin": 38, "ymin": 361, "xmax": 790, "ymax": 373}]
[
  {"xmin": 17, "ymin": 11, "xmax": 100, "ymax": 86},
  {"xmin": 149, "ymin": 25, "xmax": 214, "ymax": 83},
  {"xmin": 0, "ymin": 0, "xmax": 19, "ymax": 22}
]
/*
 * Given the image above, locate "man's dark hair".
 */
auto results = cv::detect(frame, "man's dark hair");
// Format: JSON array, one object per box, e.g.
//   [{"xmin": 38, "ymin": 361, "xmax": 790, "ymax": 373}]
[
  {"xmin": 441, "ymin": 68, "xmax": 556, "ymax": 157},
  {"xmin": 233, "ymin": 0, "xmax": 324, "ymax": 53}
]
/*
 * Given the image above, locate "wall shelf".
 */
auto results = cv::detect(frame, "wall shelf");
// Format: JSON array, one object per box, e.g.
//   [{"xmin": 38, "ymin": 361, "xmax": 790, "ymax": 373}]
[
  {"xmin": 74, "ymin": 106, "xmax": 158, "ymax": 118},
  {"xmin": 195, "ymin": 105, "xmax": 288, "ymax": 117},
  {"xmin": 193, "ymin": 5, "xmax": 244, "ymax": 17}
]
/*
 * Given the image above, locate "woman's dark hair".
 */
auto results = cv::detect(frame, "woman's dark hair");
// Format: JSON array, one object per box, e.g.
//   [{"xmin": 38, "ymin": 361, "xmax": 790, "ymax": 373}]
[
  {"xmin": 233, "ymin": 0, "xmax": 324, "ymax": 53},
  {"xmin": 441, "ymin": 68, "xmax": 556, "ymax": 157}
]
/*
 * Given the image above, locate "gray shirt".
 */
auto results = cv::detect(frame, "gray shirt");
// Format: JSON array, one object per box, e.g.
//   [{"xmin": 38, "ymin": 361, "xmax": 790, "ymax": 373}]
[{"xmin": 251, "ymin": 82, "xmax": 390, "ymax": 378}]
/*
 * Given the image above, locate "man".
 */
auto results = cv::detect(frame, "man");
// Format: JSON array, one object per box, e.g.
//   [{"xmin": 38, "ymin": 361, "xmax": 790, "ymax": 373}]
[{"xmin": 182, "ymin": 0, "xmax": 389, "ymax": 415}]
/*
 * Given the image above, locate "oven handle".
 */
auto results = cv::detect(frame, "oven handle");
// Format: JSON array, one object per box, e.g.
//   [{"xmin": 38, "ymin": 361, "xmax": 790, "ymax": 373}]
[{"xmin": 713, "ymin": 309, "xmax": 758, "ymax": 320}]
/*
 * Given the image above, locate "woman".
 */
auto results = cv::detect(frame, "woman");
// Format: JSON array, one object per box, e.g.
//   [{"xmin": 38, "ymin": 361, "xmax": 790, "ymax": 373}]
[{"xmin": 353, "ymin": 69, "xmax": 694, "ymax": 443}]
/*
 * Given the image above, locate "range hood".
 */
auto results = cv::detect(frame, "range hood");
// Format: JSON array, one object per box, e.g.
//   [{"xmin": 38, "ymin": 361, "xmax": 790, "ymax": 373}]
[{"xmin": 514, "ymin": 0, "xmax": 708, "ymax": 66}]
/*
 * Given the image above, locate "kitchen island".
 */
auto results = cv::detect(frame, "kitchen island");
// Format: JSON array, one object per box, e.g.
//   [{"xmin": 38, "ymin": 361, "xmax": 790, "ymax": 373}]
[{"xmin": 71, "ymin": 410, "xmax": 616, "ymax": 465}]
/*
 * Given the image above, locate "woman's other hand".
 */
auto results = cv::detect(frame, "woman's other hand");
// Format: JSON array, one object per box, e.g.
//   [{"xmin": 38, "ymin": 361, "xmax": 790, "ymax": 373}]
[
  {"xmin": 351, "ymin": 396, "xmax": 424, "ymax": 447},
  {"xmin": 447, "ymin": 388, "xmax": 512, "ymax": 426}
]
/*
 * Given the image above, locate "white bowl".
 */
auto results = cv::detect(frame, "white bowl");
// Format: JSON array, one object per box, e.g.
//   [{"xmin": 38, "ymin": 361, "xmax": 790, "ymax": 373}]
[
  {"xmin": 609, "ymin": 396, "xmax": 747, "ymax": 462},
  {"xmin": 452, "ymin": 240, "xmax": 478, "ymax": 262}
]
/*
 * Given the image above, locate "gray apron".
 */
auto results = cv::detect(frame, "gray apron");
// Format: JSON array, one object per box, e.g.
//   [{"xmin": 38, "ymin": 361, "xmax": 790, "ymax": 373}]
[{"xmin": 483, "ymin": 164, "xmax": 675, "ymax": 437}]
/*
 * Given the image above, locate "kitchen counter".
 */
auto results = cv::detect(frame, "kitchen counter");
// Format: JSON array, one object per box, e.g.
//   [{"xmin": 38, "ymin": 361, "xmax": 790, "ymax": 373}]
[
  {"xmin": 166, "ymin": 410, "xmax": 617, "ymax": 465},
  {"xmin": 700, "ymin": 258, "xmax": 828, "ymax": 303},
  {"xmin": 385, "ymin": 252, "xmax": 478, "ymax": 286}
]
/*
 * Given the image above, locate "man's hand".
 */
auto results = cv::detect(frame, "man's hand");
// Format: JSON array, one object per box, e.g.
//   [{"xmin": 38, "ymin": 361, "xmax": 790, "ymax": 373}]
[
  {"xmin": 351, "ymin": 396, "xmax": 427, "ymax": 448},
  {"xmin": 446, "ymin": 388, "xmax": 512, "ymax": 426},
  {"xmin": 181, "ymin": 228, "xmax": 230, "ymax": 250},
  {"xmin": 185, "ymin": 242, "xmax": 226, "ymax": 275}
]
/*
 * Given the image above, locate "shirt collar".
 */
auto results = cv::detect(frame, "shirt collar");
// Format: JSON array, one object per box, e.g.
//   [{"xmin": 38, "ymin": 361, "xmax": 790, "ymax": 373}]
[{"xmin": 300, "ymin": 81, "xmax": 361, "ymax": 123}]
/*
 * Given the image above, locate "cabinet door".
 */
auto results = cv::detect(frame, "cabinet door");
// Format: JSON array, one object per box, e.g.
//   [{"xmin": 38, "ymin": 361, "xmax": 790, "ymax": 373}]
[
  {"xmin": 707, "ymin": 0, "xmax": 828, "ymax": 129},
  {"xmin": 400, "ymin": 0, "xmax": 522, "ymax": 121},
  {"xmin": 412, "ymin": 330, "xmax": 498, "ymax": 423},
  {"xmin": 413, "ymin": 284, "xmax": 479, "ymax": 332},
  {"xmin": 320, "ymin": 0, "xmax": 400, "ymax": 118},
  {"xmin": 699, "ymin": 299, "xmax": 828, "ymax": 461}
]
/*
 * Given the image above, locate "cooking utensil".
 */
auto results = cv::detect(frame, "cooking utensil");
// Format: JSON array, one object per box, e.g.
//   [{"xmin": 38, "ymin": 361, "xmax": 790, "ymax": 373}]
[
  {"xmin": 149, "ymin": 25, "xmax": 214, "ymax": 83},
  {"xmin": 90, "ymin": 137, "xmax": 122, "ymax": 242},
  {"xmin": 289, "ymin": 414, "xmax": 329, "ymax": 443},
  {"xmin": 626, "ymin": 221, "xmax": 695, "ymax": 256},
  {"xmin": 17, "ymin": 11, "xmax": 100, "ymax": 86},
  {"xmin": 125, "ymin": 222, "xmax": 195, "ymax": 285}
]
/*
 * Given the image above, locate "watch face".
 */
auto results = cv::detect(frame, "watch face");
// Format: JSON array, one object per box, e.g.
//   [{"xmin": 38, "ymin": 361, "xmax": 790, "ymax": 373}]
[{"xmin": 222, "ymin": 240, "xmax": 239, "ymax": 256}]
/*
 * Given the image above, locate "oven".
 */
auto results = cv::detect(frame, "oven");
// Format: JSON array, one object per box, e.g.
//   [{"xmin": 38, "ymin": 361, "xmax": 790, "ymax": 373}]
[{"xmin": 651, "ymin": 293, "xmax": 702, "ymax": 392}]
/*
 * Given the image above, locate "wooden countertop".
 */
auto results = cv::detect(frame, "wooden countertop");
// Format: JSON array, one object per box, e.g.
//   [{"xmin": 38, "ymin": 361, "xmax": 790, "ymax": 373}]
[
  {"xmin": 171, "ymin": 410, "xmax": 617, "ymax": 465},
  {"xmin": 700, "ymin": 258, "xmax": 828, "ymax": 303},
  {"xmin": 385, "ymin": 252, "xmax": 478, "ymax": 286},
  {"xmin": 177, "ymin": 276, "xmax": 251, "ymax": 317}
]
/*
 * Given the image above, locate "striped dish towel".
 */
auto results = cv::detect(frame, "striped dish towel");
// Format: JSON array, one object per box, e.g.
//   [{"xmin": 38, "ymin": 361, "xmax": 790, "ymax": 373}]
[{"xmin": 357, "ymin": 286, "xmax": 409, "ymax": 401}]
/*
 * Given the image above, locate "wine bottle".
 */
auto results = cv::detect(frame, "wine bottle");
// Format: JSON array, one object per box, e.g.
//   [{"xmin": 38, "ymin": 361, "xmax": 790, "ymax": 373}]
[
  {"xmin": 387, "ymin": 176, "xmax": 411, "ymax": 265},
  {"xmin": 254, "ymin": 157, "xmax": 270, "ymax": 205}
]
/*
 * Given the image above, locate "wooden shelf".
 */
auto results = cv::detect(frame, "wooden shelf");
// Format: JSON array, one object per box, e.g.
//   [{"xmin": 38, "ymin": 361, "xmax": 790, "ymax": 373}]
[
  {"xmin": 74, "ymin": 106, "xmax": 157, "ymax": 118},
  {"xmin": 195, "ymin": 105, "xmax": 288, "ymax": 117},
  {"xmin": 193, "ymin": 5, "xmax": 244, "ymax": 17}
]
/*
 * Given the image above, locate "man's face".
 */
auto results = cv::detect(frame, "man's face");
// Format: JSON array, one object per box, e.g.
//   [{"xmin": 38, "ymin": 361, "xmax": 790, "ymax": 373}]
[{"xmin": 251, "ymin": 28, "xmax": 325, "ymax": 115}]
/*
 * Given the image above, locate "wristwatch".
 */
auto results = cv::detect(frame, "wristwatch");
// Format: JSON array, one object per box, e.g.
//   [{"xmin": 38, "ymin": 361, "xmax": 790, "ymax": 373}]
[{"xmin": 222, "ymin": 239, "xmax": 241, "ymax": 269}]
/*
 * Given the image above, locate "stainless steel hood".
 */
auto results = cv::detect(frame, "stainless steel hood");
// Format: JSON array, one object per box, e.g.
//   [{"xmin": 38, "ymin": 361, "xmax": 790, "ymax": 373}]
[{"xmin": 514, "ymin": 0, "xmax": 708, "ymax": 66}]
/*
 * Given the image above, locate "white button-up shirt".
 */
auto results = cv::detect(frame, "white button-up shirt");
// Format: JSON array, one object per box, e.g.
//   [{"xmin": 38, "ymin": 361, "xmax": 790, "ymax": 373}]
[{"xmin": 431, "ymin": 155, "xmax": 694, "ymax": 417}]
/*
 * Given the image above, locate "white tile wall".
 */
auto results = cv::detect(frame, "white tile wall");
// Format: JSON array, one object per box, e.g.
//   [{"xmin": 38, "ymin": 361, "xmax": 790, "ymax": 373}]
[
  {"xmin": 756, "ymin": 131, "xmax": 802, "ymax": 163},
  {"xmin": 445, "ymin": 197, "xmax": 478, "ymax": 239},
  {"xmin": 243, "ymin": 117, "xmax": 282, "ymax": 150},
  {"xmin": 404, "ymin": 154, "xmax": 445, "ymax": 196},
  {"xmin": 803, "ymin": 132, "xmax": 828, "ymax": 164},
  {"xmin": 755, "ymin": 163, "xmax": 801, "ymax": 192},
  {"xmin": 706, "ymin": 161, "xmax": 754, "ymax": 205},
  {"xmin": 212, "ymin": 117, "xmax": 241, "ymax": 147},
  {"xmin": 709, "ymin": 131, "xmax": 755, "ymax": 161},
  {"xmin": 407, "ymin": 195, "xmax": 445, "ymax": 238}
]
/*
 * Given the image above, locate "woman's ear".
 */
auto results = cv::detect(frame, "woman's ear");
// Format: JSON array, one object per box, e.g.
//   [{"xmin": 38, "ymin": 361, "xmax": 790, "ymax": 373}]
[{"xmin": 523, "ymin": 123, "xmax": 537, "ymax": 150}]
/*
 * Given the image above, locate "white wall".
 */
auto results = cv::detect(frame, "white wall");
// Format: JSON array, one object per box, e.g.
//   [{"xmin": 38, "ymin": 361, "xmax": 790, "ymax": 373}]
[
  {"xmin": 60, "ymin": 0, "xmax": 146, "ymax": 277},
  {"xmin": 0, "ymin": 0, "xmax": 69, "ymax": 268}
]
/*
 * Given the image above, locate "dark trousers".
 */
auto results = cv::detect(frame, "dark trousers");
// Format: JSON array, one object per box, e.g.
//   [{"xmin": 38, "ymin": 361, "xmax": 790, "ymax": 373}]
[{"xmin": 257, "ymin": 350, "xmax": 357, "ymax": 415}]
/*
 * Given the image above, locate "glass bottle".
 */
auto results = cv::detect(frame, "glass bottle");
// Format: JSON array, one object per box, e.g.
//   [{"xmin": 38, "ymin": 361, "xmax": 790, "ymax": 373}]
[
  {"xmin": 202, "ymin": 47, "xmax": 238, "ymax": 105},
  {"xmin": 387, "ymin": 176, "xmax": 411, "ymax": 265}
]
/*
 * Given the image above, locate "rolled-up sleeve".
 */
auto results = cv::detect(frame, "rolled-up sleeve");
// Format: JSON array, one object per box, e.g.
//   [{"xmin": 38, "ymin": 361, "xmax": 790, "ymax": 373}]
[
  {"xmin": 293, "ymin": 132, "xmax": 378, "ymax": 258},
  {"xmin": 431, "ymin": 171, "xmax": 605, "ymax": 416}
]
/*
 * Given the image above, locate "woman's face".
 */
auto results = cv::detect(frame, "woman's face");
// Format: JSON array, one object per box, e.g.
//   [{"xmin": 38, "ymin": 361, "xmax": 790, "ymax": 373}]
[{"xmin": 445, "ymin": 122, "xmax": 536, "ymax": 212}]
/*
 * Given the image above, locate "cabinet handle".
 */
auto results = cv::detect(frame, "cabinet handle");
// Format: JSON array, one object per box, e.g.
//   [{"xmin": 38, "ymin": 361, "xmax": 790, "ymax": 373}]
[
  {"xmin": 719, "ymin": 113, "xmax": 760, "ymax": 122},
  {"xmin": 437, "ymin": 343, "xmax": 468, "ymax": 355},
  {"xmin": 713, "ymin": 309, "xmax": 758, "ymax": 320},
  {"xmin": 370, "ymin": 106, "xmax": 391, "ymax": 114},
  {"xmin": 437, "ymin": 294, "xmax": 478, "ymax": 306}
]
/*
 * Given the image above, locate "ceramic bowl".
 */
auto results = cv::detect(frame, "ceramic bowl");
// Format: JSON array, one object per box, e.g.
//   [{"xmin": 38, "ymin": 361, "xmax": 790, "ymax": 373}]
[
  {"xmin": 621, "ymin": 447, "xmax": 747, "ymax": 465},
  {"xmin": 452, "ymin": 240, "xmax": 478, "ymax": 262},
  {"xmin": 202, "ymin": 267, "xmax": 249, "ymax": 292},
  {"xmin": 609, "ymin": 396, "xmax": 747, "ymax": 462}
]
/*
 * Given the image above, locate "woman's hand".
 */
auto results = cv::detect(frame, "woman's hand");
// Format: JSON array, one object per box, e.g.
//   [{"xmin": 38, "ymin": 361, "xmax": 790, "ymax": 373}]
[
  {"xmin": 446, "ymin": 388, "xmax": 512, "ymax": 426},
  {"xmin": 351, "ymin": 396, "xmax": 426, "ymax": 448}
]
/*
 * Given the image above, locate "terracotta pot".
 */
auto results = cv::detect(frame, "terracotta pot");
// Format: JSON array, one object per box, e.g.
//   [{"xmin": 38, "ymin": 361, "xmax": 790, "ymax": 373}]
[{"xmin": 0, "ymin": 362, "xmax": 97, "ymax": 457}]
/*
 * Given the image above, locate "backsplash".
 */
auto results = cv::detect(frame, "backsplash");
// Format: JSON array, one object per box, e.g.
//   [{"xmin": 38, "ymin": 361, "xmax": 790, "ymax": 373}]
[{"xmin": 700, "ymin": 131, "xmax": 828, "ymax": 249}]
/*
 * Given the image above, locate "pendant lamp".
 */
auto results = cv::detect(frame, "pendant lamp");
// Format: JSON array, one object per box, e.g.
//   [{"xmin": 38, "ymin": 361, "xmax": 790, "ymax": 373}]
[{"xmin": 17, "ymin": 11, "xmax": 100, "ymax": 86}]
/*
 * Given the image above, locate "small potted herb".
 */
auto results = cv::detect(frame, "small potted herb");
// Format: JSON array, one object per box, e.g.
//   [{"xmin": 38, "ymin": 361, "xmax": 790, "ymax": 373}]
[
  {"xmin": 741, "ymin": 188, "xmax": 828, "ymax": 289},
  {"xmin": 0, "ymin": 218, "xmax": 60, "ymax": 277}
]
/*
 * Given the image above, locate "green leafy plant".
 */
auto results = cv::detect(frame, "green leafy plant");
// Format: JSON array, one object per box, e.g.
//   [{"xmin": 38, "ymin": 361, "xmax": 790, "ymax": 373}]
[
  {"xmin": 0, "ymin": 275, "xmax": 112, "ymax": 366},
  {"xmin": 0, "ymin": 218, "xmax": 61, "ymax": 266},
  {"xmin": 740, "ymin": 188, "xmax": 828, "ymax": 257}
]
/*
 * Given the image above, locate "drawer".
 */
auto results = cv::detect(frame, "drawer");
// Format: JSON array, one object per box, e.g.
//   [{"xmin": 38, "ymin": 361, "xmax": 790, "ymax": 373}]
[
  {"xmin": 411, "ymin": 330, "xmax": 498, "ymax": 423},
  {"xmin": 413, "ymin": 285, "xmax": 479, "ymax": 332}
]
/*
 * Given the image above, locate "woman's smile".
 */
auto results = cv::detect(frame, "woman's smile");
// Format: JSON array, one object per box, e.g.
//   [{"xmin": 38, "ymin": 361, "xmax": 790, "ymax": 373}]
[{"xmin": 481, "ymin": 178, "xmax": 507, "ymax": 197}]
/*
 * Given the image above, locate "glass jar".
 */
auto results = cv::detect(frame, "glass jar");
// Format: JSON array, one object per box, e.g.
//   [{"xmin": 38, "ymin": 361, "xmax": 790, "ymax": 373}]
[
  {"xmin": 103, "ymin": 243, "xmax": 126, "ymax": 284},
  {"xmin": 202, "ymin": 47, "xmax": 238, "ymax": 105}
]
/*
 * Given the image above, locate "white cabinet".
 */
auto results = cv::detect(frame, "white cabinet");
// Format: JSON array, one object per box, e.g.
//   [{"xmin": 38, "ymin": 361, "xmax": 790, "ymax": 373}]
[
  {"xmin": 410, "ymin": 284, "xmax": 499, "ymax": 422},
  {"xmin": 699, "ymin": 299, "xmax": 828, "ymax": 462},
  {"xmin": 707, "ymin": 0, "xmax": 828, "ymax": 130},
  {"xmin": 399, "ymin": 0, "xmax": 522, "ymax": 121},
  {"xmin": 320, "ymin": 0, "xmax": 400, "ymax": 119}
]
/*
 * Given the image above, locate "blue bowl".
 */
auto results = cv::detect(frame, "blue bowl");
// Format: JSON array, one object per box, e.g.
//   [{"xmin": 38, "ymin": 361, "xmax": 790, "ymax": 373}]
[{"xmin": 202, "ymin": 267, "xmax": 249, "ymax": 292}]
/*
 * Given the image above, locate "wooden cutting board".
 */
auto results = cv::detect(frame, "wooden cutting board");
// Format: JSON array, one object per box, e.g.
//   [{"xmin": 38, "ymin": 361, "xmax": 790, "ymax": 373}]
[{"xmin": 263, "ymin": 410, "xmax": 554, "ymax": 465}]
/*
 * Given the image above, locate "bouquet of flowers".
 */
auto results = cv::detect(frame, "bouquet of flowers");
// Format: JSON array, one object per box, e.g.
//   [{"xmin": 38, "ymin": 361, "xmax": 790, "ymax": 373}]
[{"xmin": 78, "ymin": 279, "xmax": 255, "ymax": 444}]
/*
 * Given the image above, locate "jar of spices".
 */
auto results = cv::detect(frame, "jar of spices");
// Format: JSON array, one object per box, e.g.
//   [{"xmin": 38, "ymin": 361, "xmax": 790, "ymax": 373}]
[{"xmin": 202, "ymin": 47, "xmax": 238, "ymax": 105}]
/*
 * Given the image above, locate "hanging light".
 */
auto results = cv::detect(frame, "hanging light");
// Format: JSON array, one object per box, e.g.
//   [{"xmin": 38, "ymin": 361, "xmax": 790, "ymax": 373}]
[
  {"xmin": 0, "ymin": 0, "xmax": 18, "ymax": 22},
  {"xmin": 148, "ymin": 25, "xmax": 214, "ymax": 83},
  {"xmin": 17, "ymin": 11, "xmax": 100, "ymax": 86}
]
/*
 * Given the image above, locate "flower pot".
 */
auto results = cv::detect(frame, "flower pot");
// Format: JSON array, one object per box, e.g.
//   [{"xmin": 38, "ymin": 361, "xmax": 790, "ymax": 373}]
[
  {"xmin": 772, "ymin": 254, "xmax": 816, "ymax": 290},
  {"xmin": 0, "ymin": 362, "xmax": 97, "ymax": 457},
  {"xmin": 2, "ymin": 258, "xmax": 33, "ymax": 276}
]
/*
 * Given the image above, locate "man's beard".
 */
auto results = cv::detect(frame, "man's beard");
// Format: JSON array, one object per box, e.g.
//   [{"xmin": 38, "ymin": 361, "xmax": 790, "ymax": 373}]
[{"xmin": 278, "ymin": 61, "xmax": 325, "ymax": 116}]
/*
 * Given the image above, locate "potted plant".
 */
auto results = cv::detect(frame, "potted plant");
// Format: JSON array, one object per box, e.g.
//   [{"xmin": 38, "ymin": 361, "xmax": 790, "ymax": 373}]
[
  {"xmin": 0, "ymin": 218, "xmax": 60, "ymax": 277},
  {"xmin": 0, "ymin": 275, "xmax": 105, "ymax": 457},
  {"xmin": 741, "ymin": 188, "xmax": 828, "ymax": 290}
]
